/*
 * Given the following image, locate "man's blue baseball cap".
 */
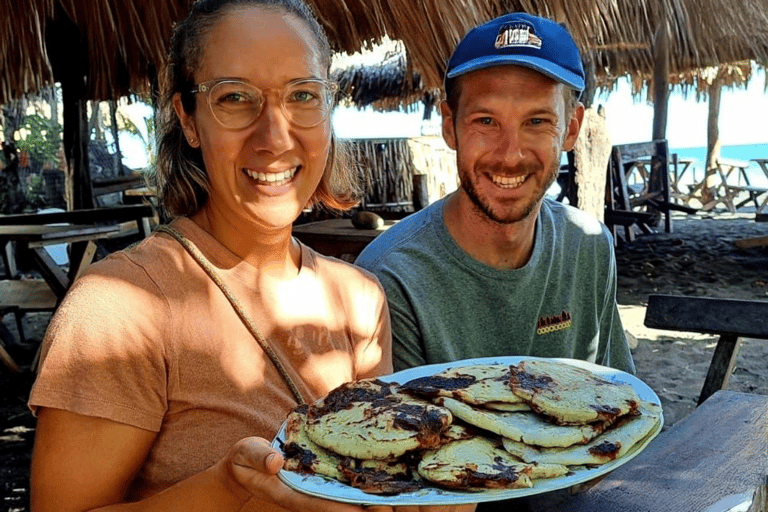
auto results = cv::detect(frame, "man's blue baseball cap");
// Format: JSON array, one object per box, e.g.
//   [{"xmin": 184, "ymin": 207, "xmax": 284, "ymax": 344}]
[{"xmin": 446, "ymin": 12, "xmax": 585, "ymax": 92}]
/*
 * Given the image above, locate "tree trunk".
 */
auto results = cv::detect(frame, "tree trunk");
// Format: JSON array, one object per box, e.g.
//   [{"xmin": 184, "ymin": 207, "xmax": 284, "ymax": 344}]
[
  {"xmin": 572, "ymin": 106, "xmax": 611, "ymax": 222},
  {"xmin": 652, "ymin": 23, "xmax": 670, "ymax": 141},
  {"xmin": 109, "ymin": 100, "xmax": 124, "ymax": 175},
  {"xmin": 89, "ymin": 101, "xmax": 103, "ymax": 140},
  {"xmin": 581, "ymin": 53, "xmax": 597, "ymax": 110},
  {"xmin": 701, "ymin": 80, "xmax": 723, "ymax": 206}
]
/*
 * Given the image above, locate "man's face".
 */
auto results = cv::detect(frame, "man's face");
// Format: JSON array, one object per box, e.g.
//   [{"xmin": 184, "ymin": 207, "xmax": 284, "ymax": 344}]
[{"xmin": 441, "ymin": 65, "xmax": 582, "ymax": 225}]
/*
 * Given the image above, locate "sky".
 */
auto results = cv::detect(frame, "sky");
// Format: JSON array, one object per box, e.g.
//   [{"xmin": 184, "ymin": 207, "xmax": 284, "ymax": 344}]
[
  {"xmin": 118, "ymin": 68, "xmax": 767, "ymax": 170},
  {"xmin": 332, "ymin": 67, "xmax": 768, "ymax": 149}
]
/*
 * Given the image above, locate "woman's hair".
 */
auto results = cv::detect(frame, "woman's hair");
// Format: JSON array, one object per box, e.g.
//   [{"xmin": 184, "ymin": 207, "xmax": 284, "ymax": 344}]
[{"xmin": 153, "ymin": 0, "xmax": 359, "ymax": 218}]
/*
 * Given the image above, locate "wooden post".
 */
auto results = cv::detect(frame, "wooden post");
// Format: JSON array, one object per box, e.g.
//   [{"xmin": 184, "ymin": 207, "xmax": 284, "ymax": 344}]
[
  {"xmin": 651, "ymin": 23, "xmax": 669, "ymax": 141},
  {"xmin": 45, "ymin": 6, "xmax": 94, "ymax": 211},
  {"xmin": 62, "ymin": 86, "xmax": 93, "ymax": 210}
]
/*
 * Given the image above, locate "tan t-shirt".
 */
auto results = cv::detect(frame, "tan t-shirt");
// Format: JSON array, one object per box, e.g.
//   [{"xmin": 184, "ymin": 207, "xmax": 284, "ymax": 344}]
[{"xmin": 29, "ymin": 217, "xmax": 392, "ymax": 504}]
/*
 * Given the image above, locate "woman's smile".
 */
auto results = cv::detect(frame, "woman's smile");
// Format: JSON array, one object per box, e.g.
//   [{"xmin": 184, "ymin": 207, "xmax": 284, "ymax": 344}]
[{"xmin": 242, "ymin": 166, "xmax": 299, "ymax": 187}]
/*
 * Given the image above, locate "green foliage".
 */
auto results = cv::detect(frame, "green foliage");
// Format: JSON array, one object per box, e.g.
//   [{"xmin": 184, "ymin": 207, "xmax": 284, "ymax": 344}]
[
  {"xmin": 15, "ymin": 112, "xmax": 61, "ymax": 169},
  {"xmin": 24, "ymin": 173, "xmax": 47, "ymax": 210}
]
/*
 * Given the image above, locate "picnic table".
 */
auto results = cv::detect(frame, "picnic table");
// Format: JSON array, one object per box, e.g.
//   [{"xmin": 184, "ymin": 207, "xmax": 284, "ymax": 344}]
[
  {"xmin": 0, "ymin": 205, "xmax": 155, "ymax": 371},
  {"xmin": 516, "ymin": 390, "xmax": 767, "ymax": 511},
  {"xmin": 691, "ymin": 158, "xmax": 768, "ymax": 214}
]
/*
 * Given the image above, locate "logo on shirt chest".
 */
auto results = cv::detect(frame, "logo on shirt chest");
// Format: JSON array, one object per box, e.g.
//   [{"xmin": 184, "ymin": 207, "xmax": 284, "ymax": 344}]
[{"xmin": 537, "ymin": 310, "xmax": 572, "ymax": 335}]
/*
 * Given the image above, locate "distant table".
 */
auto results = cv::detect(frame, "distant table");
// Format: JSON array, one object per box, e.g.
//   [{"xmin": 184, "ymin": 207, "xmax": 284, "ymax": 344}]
[
  {"xmin": 669, "ymin": 156, "xmax": 695, "ymax": 202},
  {"xmin": 515, "ymin": 390, "xmax": 767, "ymax": 511},
  {"xmin": 711, "ymin": 158, "xmax": 768, "ymax": 213},
  {"xmin": 0, "ymin": 223, "xmax": 121, "ymax": 372},
  {"xmin": 0, "ymin": 223, "xmax": 121, "ymax": 299},
  {"xmin": 292, "ymin": 218, "xmax": 395, "ymax": 260}
]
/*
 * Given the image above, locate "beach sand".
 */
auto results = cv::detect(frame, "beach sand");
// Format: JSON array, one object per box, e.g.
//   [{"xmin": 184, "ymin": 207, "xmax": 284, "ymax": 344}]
[
  {"xmin": 1, "ymin": 210, "xmax": 767, "ymax": 510},
  {"xmin": 614, "ymin": 211, "xmax": 768, "ymax": 430}
]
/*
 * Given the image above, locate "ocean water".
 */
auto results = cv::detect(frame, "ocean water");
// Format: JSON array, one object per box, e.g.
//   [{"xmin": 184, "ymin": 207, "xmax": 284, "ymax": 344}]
[
  {"xmin": 552, "ymin": 142, "xmax": 767, "ymax": 200},
  {"xmin": 670, "ymin": 143, "xmax": 768, "ymax": 188}
]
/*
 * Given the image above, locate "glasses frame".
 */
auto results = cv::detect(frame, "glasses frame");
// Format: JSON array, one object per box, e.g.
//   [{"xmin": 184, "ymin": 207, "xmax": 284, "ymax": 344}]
[{"xmin": 190, "ymin": 77, "xmax": 339, "ymax": 130}]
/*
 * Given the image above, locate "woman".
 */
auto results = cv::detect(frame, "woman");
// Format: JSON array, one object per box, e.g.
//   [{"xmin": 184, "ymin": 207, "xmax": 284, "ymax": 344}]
[{"xmin": 28, "ymin": 1, "xmax": 474, "ymax": 510}]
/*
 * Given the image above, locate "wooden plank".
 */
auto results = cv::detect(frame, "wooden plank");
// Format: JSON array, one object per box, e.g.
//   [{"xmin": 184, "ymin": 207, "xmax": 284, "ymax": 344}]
[
  {"xmin": 644, "ymin": 294, "xmax": 768, "ymax": 339},
  {"xmin": 70, "ymin": 240, "xmax": 98, "ymax": 282},
  {"xmin": 0, "ymin": 342, "xmax": 21, "ymax": 373},
  {"xmin": 0, "ymin": 279, "xmax": 58, "ymax": 309},
  {"xmin": 531, "ymin": 391, "xmax": 768, "ymax": 512},
  {"xmin": 0, "ymin": 204, "xmax": 155, "ymax": 226},
  {"xmin": 29, "ymin": 247, "xmax": 69, "ymax": 299},
  {"xmin": 735, "ymin": 236, "xmax": 768, "ymax": 249},
  {"xmin": 698, "ymin": 334, "xmax": 740, "ymax": 405}
]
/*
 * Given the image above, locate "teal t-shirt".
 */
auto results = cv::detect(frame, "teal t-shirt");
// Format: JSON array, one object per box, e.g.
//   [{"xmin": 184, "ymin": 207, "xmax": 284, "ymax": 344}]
[{"xmin": 355, "ymin": 195, "xmax": 635, "ymax": 375}]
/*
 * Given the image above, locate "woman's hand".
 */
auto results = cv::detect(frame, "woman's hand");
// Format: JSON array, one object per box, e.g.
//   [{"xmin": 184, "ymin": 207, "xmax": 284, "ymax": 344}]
[
  {"xmin": 218, "ymin": 437, "xmax": 372, "ymax": 512},
  {"xmin": 368, "ymin": 506, "xmax": 477, "ymax": 512},
  {"xmin": 218, "ymin": 437, "xmax": 477, "ymax": 512}
]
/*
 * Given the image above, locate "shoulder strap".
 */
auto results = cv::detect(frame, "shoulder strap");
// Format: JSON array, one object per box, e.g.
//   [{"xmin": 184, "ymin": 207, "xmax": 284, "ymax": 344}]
[{"xmin": 155, "ymin": 224, "xmax": 306, "ymax": 404}]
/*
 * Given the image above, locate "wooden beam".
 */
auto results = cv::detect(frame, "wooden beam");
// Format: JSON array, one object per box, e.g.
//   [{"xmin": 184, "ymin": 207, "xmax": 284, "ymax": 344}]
[
  {"xmin": 651, "ymin": 23, "xmax": 669, "ymax": 141},
  {"xmin": 46, "ymin": 7, "xmax": 94, "ymax": 211},
  {"xmin": 735, "ymin": 236, "xmax": 768, "ymax": 249}
]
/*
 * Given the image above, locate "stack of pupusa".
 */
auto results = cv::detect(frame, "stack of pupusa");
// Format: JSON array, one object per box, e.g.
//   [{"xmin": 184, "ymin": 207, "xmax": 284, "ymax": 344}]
[
  {"xmin": 279, "ymin": 359, "xmax": 661, "ymax": 495},
  {"xmin": 412, "ymin": 360, "xmax": 661, "ymax": 470}
]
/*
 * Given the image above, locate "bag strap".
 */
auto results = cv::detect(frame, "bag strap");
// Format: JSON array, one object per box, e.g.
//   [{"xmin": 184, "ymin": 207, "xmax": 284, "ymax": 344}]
[{"xmin": 155, "ymin": 224, "xmax": 306, "ymax": 404}]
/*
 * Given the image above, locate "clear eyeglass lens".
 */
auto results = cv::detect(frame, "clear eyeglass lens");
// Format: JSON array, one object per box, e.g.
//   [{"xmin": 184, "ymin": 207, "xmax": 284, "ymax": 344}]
[{"xmin": 206, "ymin": 80, "xmax": 335, "ymax": 129}]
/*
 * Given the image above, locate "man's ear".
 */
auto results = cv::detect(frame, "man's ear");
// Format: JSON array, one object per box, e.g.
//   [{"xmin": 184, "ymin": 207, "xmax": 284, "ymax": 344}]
[
  {"xmin": 172, "ymin": 92, "xmax": 200, "ymax": 147},
  {"xmin": 562, "ymin": 102, "xmax": 585, "ymax": 152},
  {"xmin": 440, "ymin": 100, "xmax": 457, "ymax": 151}
]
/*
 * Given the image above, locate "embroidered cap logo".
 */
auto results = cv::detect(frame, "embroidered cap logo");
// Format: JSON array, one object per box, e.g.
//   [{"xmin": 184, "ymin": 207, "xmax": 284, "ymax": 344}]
[{"xmin": 494, "ymin": 22, "xmax": 543, "ymax": 50}]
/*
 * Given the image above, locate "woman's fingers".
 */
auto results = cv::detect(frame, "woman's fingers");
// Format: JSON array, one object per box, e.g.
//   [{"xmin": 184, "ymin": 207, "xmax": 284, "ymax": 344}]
[
  {"xmin": 229, "ymin": 437, "xmax": 283, "ymax": 476},
  {"xmin": 226, "ymin": 437, "xmax": 367, "ymax": 512}
]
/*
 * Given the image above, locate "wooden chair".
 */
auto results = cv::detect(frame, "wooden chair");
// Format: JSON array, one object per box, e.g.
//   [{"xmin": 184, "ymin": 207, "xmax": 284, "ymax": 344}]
[
  {"xmin": 604, "ymin": 141, "xmax": 696, "ymax": 244},
  {"xmin": 643, "ymin": 294, "xmax": 768, "ymax": 405}
]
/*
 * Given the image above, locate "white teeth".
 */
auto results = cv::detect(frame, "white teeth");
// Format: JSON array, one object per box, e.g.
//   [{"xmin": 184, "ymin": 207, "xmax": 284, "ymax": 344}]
[
  {"xmin": 492, "ymin": 174, "xmax": 525, "ymax": 188},
  {"xmin": 244, "ymin": 167, "xmax": 297, "ymax": 185}
]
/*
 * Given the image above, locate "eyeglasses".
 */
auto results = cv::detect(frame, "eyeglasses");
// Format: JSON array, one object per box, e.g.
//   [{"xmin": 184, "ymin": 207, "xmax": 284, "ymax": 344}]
[{"xmin": 190, "ymin": 78, "xmax": 339, "ymax": 129}]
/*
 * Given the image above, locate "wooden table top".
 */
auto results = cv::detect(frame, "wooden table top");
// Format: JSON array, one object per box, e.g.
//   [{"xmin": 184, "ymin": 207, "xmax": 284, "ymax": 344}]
[
  {"xmin": 0, "ymin": 223, "xmax": 120, "ymax": 244},
  {"xmin": 292, "ymin": 218, "xmax": 395, "ymax": 242},
  {"xmin": 515, "ymin": 390, "xmax": 767, "ymax": 511}
]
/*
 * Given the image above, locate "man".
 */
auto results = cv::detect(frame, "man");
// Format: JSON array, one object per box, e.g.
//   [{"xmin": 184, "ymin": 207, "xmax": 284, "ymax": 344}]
[{"xmin": 355, "ymin": 12, "xmax": 634, "ymax": 375}]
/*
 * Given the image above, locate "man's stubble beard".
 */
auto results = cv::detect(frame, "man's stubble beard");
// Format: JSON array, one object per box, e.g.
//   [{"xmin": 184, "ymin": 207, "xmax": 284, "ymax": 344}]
[{"xmin": 459, "ymin": 158, "xmax": 561, "ymax": 225}]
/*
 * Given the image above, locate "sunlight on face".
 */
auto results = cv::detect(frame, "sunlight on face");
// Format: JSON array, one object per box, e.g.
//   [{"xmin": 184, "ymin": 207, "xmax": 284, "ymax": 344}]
[
  {"xmin": 186, "ymin": 6, "xmax": 332, "ymax": 236},
  {"xmin": 443, "ymin": 65, "xmax": 578, "ymax": 225}
]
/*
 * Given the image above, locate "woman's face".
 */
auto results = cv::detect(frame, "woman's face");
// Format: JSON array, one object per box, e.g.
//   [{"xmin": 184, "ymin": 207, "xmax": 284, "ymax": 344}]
[{"xmin": 176, "ymin": 6, "xmax": 331, "ymax": 232}]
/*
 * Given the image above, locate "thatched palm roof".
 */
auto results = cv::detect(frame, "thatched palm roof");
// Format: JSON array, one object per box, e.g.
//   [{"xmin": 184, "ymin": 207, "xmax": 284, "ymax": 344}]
[{"xmin": 1, "ymin": 0, "xmax": 767, "ymax": 107}]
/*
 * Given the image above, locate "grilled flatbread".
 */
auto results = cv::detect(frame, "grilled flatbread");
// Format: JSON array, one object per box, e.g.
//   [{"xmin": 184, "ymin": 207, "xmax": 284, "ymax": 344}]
[
  {"xmin": 437, "ymin": 397, "xmax": 607, "ymax": 448},
  {"xmin": 400, "ymin": 364, "xmax": 526, "ymax": 408},
  {"xmin": 502, "ymin": 400, "xmax": 662, "ymax": 466},
  {"xmin": 417, "ymin": 436, "xmax": 568, "ymax": 490},
  {"xmin": 282, "ymin": 405, "xmax": 345, "ymax": 481},
  {"xmin": 338, "ymin": 455, "xmax": 424, "ymax": 495},
  {"xmin": 508, "ymin": 360, "xmax": 640, "ymax": 425},
  {"xmin": 305, "ymin": 378, "xmax": 453, "ymax": 460}
]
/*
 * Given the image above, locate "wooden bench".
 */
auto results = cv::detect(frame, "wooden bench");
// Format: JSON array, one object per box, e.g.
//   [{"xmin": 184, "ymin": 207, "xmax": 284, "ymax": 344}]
[{"xmin": 644, "ymin": 294, "xmax": 768, "ymax": 405}]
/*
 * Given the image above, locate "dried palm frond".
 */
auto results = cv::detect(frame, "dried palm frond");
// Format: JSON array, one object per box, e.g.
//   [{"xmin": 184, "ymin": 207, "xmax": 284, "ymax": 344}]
[{"xmin": 1, "ymin": 0, "xmax": 767, "ymax": 108}]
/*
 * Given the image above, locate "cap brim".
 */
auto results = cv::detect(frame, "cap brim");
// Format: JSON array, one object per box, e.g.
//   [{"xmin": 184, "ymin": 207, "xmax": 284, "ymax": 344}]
[{"xmin": 447, "ymin": 55, "xmax": 585, "ymax": 92}]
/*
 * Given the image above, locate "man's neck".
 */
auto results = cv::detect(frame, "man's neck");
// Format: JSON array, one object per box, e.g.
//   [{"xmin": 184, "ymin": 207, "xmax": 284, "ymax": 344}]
[{"xmin": 443, "ymin": 191, "xmax": 540, "ymax": 270}]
